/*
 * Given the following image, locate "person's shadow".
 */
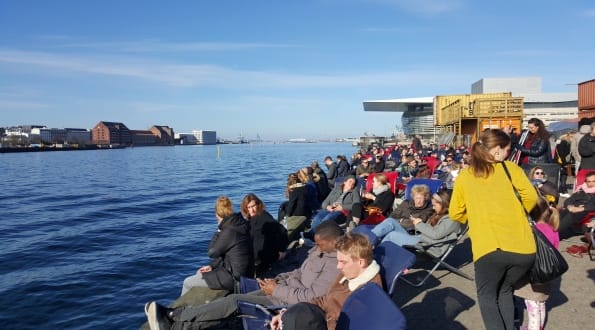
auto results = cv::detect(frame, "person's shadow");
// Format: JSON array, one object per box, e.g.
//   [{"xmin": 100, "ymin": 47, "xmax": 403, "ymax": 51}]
[{"xmin": 398, "ymin": 287, "xmax": 476, "ymax": 329}]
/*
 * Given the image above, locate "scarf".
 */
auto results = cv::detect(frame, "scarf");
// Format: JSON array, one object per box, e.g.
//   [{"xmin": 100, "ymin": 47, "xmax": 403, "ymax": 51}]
[
  {"xmin": 339, "ymin": 260, "xmax": 380, "ymax": 291},
  {"xmin": 579, "ymin": 183, "xmax": 595, "ymax": 194},
  {"xmin": 372, "ymin": 184, "xmax": 389, "ymax": 196}
]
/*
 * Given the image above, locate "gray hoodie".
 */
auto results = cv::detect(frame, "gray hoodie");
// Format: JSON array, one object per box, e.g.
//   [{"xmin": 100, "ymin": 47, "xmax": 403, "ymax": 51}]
[{"xmin": 571, "ymin": 124, "xmax": 591, "ymax": 163}]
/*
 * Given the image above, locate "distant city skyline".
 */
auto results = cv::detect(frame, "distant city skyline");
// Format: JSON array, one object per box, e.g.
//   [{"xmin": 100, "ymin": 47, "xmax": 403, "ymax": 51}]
[{"xmin": 1, "ymin": 1, "xmax": 593, "ymax": 139}]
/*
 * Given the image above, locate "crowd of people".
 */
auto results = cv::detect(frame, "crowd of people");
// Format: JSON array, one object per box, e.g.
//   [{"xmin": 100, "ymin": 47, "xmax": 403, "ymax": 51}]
[{"xmin": 143, "ymin": 117, "xmax": 594, "ymax": 330}]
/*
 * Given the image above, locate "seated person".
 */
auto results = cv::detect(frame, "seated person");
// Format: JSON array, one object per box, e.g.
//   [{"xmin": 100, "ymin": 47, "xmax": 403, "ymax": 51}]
[
  {"xmin": 442, "ymin": 162, "xmax": 461, "ymax": 193},
  {"xmin": 373, "ymin": 153, "xmax": 385, "ymax": 173},
  {"xmin": 396, "ymin": 155, "xmax": 418, "ymax": 184},
  {"xmin": 279, "ymin": 173, "xmax": 311, "ymax": 220},
  {"xmin": 311, "ymin": 160, "xmax": 331, "ymax": 202},
  {"xmin": 371, "ymin": 184, "xmax": 434, "ymax": 239},
  {"xmin": 558, "ymin": 171, "xmax": 595, "ymax": 239},
  {"xmin": 144, "ymin": 221, "xmax": 343, "ymax": 330},
  {"xmin": 181, "ymin": 196, "xmax": 253, "ymax": 296},
  {"xmin": 528, "ymin": 166, "xmax": 559, "ymax": 205},
  {"xmin": 355, "ymin": 157, "xmax": 373, "ymax": 179},
  {"xmin": 371, "ymin": 190, "xmax": 461, "ymax": 256},
  {"xmin": 351, "ymin": 173, "xmax": 395, "ymax": 225},
  {"xmin": 270, "ymin": 232, "xmax": 383, "ymax": 330},
  {"xmin": 298, "ymin": 167, "xmax": 321, "ymax": 212},
  {"xmin": 310, "ymin": 175, "xmax": 360, "ymax": 231},
  {"xmin": 241, "ymin": 194, "xmax": 289, "ymax": 277}
]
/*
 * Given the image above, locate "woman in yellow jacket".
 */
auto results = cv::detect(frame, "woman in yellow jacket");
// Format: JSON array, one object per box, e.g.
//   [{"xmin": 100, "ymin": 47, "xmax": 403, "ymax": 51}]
[{"xmin": 450, "ymin": 129, "xmax": 537, "ymax": 330}]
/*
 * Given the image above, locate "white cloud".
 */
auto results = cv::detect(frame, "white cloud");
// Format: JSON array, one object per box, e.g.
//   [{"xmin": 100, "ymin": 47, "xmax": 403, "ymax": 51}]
[
  {"xmin": 367, "ymin": 0, "xmax": 464, "ymax": 14},
  {"xmin": 0, "ymin": 100, "xmax": 50, "ymax": 111},
  {"xmin": 52, "ymin": 40, "xmax": 300, "ymax": 53},
  {"xmin": 0, "ymin": 48, "xmax": 465, "ymax": 90}
]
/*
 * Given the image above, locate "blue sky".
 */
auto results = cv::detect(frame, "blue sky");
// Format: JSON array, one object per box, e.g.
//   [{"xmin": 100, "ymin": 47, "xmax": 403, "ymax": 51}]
[{"xmin": 1, "ymin": 0, "xmax": 594, "ymax": 140}]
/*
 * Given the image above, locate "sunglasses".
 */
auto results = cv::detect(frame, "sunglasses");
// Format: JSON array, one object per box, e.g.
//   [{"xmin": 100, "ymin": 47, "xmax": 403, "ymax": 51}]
[{"xmin": 534, "ymin": 172, "xmax": 545, "ymax": 175}]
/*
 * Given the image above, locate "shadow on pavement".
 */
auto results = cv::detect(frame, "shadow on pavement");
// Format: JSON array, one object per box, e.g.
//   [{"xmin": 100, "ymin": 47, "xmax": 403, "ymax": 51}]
[{"xmin": 399, "ymin": 287, "xmax": 475, "ymax": 330}]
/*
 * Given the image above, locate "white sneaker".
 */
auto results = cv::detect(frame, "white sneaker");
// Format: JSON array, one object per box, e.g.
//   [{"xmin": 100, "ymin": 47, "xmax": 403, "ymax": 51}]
[{"xmin": 559, "ymin": 193, "xmax": 570, "ymax": 198}]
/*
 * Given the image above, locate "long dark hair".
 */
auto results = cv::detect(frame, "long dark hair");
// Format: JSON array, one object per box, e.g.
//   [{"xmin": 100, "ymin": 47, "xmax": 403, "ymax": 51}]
[
  {"xmin": 528, "ymin": 118, "xmax": 550, "ymax": 141},
  {"xmin": 469, "ymin": 129, "xmax": 510, "ymax": 178}
]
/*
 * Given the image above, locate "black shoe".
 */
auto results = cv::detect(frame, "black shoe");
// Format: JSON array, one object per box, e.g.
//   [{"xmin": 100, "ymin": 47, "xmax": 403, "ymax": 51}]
[{"xmin": 145, "ymin": 301, "xmax": 172, "ymax": 330}]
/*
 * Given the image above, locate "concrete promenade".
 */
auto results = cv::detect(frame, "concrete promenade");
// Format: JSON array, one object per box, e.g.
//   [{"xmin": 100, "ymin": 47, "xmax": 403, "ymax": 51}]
[{"xmin": 393, "ymin": 235, "xmax": 594, "ymax": 329}]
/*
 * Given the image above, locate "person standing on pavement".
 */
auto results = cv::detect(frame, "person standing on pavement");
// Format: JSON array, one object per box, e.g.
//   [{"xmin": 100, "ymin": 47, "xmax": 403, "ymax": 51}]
[
  {"xmin": 578, "ymin": 122, "xmax": 595, "ymax": 171},
  {"xmin": 450, "ymin": 129, "xmax": 538, "ymax": 330}
]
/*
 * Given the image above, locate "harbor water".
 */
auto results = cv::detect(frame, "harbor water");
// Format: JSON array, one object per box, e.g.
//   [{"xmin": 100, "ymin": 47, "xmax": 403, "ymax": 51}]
[{"xmin": 0, "ymin": 143, "xmax": 356, "ymax": 329}]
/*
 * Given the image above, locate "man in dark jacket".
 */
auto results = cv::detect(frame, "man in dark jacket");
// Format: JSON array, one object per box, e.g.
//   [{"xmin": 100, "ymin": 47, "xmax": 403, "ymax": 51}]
[
  {"xmin": 181, "ymin": 196, "xmax": 253, "ymax": 296},
  {"xmin": 336, "ymin": 155, "xmax": 351, "ymax": 178},
  {"xmin": 578, "ymin": 122, "xmax": 595, "ymax": 170},
  {"xmin": 144, "ymin": 221, "xmax": 343, "ymax": 330},
  {"xmin": 324, "ymin": 156, "xmax": 338, "ymax": 188}
]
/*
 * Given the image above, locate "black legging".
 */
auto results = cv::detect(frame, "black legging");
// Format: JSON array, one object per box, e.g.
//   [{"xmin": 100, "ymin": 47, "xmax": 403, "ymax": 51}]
[{"xmin": 474, "ymin": 250, "xmax": 535, "ymax": 330}]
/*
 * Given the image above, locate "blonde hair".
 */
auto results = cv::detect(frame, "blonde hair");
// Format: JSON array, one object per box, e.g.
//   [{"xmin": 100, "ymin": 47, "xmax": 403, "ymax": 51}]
[
  {"xmin": 374, "ymin": 173, "xmax": 390, "ymax": 189},
  {"xmin": 335, "ymin": 233, "xmax": 373, "ymax": 265},
  {"xmin": 410, "ymin": 184, "xmax": 430, "ymax": 200},
  {"xmin": 530, "ymin": 195, "xmax": 559, "ymax": 231},
  {"xmin": 215, "ymin": 196, "xmax": 234, "ymax": 218}
]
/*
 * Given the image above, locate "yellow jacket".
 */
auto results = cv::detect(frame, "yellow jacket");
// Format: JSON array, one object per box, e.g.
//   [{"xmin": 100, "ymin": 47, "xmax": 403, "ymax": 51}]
[{"xmin": 449, "ymin": 161, "xmax": 537, "ymax": 261}]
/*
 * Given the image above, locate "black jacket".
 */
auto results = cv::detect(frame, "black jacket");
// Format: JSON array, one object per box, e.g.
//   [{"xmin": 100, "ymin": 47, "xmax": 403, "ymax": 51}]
[
  {"xmin": 203, "ymin": 213, "xmax": 253, "ymax": 291},
  {"xmin": 326, "ymin": 162, "xmax": 338, "ymax": 184},
  {"xmin": 520, "ymin": 134, "xmax": 552, "ymax": 165},
  {"xmin": 286, "ymin": 184, "xmax": 313, "ymax": 218},
  {"xmin": 248, "ymin": 211, "xmax": 289, "ymax": 275},
  {"xmin": 369, "ymin": 189, "xmax": 395, "ymax": 216},
  {"xmin": 578, "ymin": 134, "xmax": 595, "ymax": 170},
  {"xmin": 336, "ymin": 159, "xmax": 351, "ymax": 177}
]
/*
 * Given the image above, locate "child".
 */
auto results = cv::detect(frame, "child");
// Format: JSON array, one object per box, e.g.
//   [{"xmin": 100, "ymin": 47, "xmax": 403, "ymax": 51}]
[{"xmin": 514, "ymin": 196, "xmax": 560, "ymax": 330}]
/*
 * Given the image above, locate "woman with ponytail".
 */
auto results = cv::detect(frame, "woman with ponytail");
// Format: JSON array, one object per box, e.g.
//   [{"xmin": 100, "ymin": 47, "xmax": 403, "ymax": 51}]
[{"xmin": 450, "ymin": 129, "xmax": 538, "ymax": 330}]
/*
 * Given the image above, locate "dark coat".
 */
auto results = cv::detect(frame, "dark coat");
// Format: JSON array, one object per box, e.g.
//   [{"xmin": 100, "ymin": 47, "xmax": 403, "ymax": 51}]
[
  {"xmin": 520, "ymin": 135, "xmax": 552, "ymax": 165},
  {"xmin": 563, "ymin": 189, "xmax": 595, "ymax": 213},
  {"xmin": 374, "ymin": 158, "xmax": 385, "ymax": 173},
  {"xmin": 326, "ymin": 162, "xmax": 338, "ymax": 186},
  {"xmin": 336, "ymin": 159, "xmax": 351, "ymax": 178},
  {"xmin": 353, "ymin": 188, "xmax": 395, "ymax": 219},
  {"xmin": 556, "ymin": 139, "xmax": 571, "ymax": 165},
  {"xmin": 578, "ymin": 134, "xmax": 595, "ymax": 170},
  {"xmin": 248, "ymin": 211, "xmax": 289, "ymax": 275},
  {"xmin": 286, "ymin": 184, "xmax": 312, "ymax": 218},
  {"xmin": 203, "ymin": 213, "xmax": 253, "ymax": 291},
  {"xmin": 369, "ymin": 189, "xmax": 395, "ymax": 216},
  {"xmin": 314, "ymin": 169, "xmax": 331, "ymax": 202}
]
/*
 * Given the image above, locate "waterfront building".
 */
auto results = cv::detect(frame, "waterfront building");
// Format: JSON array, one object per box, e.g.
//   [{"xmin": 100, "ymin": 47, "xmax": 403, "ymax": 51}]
[
  {"xmin": 65, "ymin": 128, "xmax": 92, "ymax": 145},
  {"xmin": 192, "ymin": 130, "xmax": 217, "ymax": 145},
  {"xmin": 150, "ymin": 125, "xmax": 175, "ymax": 145},
  {"xmin": 363, "ymin": 77, "xmax": 578, "ymax": 140},
  {"xmin": 31, "ymin": 127, "xmax": 67, "ymax": 144},
  {"xmin": 131, "ymin": 130, "xmax": 159, "ymax": 146},
  {"xmin": 175, "ymin": 133, "xmax": 198, "ymax": 145},
  {"xmin": 471, "ymin": 77, "xmax": 577, "ymax": 128},
  {"xmin": 92, "ymin": 121, "xmax": 132, "ymax": 146}
]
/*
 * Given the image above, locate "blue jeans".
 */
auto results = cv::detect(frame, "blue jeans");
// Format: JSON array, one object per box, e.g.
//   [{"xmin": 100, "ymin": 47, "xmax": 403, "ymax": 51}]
[
  {"xmin": 310, "ymin": 210, "xmax": 344, "ymax": 232},
  {"xmin": 371, "ymin": 217, "xmax": 420, "ymax": 247}
]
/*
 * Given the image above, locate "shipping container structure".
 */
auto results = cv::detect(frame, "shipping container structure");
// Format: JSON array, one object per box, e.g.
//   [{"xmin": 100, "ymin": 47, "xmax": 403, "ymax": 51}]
[
  {"xmin": 434, "ymin": 93, "xmax": 524, "ymax": 144},
  {"xmin": 578, "ymin": 79, "xmax": 595, "ymax": 120}
]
